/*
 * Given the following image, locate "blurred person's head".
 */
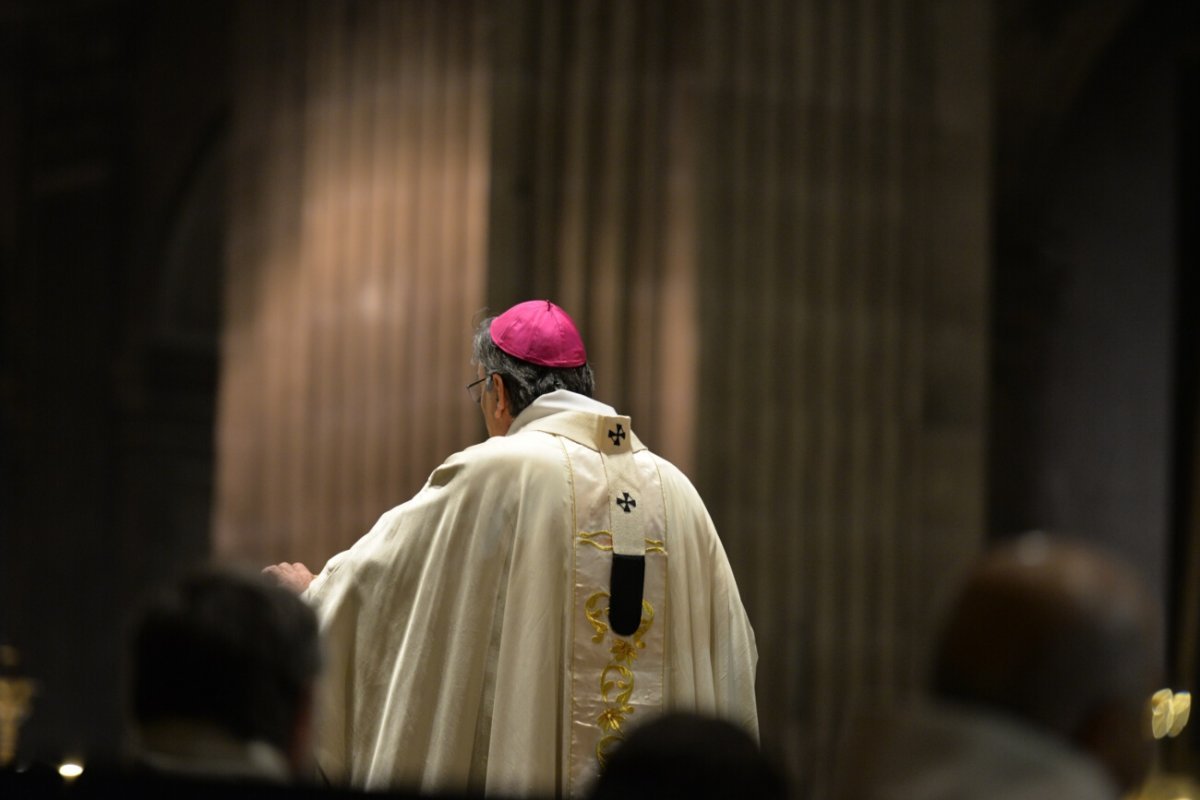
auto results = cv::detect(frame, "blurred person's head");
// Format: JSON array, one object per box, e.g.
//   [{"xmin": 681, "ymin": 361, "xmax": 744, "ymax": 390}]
[
  {"xmin": 588, "ymin": 712, "xmax": 787, "ymax": 799},
  {"xmin": 131, "ymin": 567, "xmax": 321, "ymax": 779},
  {"xmin": 931, "ymin": 533, "xmax": 1161, "ymax": 791}
]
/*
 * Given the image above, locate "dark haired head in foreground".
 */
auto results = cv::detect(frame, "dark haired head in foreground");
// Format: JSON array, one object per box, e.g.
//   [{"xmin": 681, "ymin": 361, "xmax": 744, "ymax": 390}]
[
  {"xmin": 131, "ymin": 567, "xmax": 321, "ymax": 782},
  {"xmin": 836, "ymin": 533, "xmax": 1161, "ymax": 800},
  {"xmin": 589, "ymin": 712, "xmax": 787, "ymax": 800},
  {"xmin": 932, "ymin": 535, "xmax": 1160, "ymax": 792}
]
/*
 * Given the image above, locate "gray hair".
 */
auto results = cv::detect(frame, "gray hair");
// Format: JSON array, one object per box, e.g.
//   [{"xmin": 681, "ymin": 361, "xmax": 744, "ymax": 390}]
[{"xmin": 472, "ymin": 315, "xmax": 595, "ymax": 418}]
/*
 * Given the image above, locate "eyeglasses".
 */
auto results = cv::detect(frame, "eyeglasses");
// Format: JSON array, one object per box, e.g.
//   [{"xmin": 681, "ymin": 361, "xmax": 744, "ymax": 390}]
[{"xmin": 466, "ymin": 374, "xmax": 493, "ymax": 404}]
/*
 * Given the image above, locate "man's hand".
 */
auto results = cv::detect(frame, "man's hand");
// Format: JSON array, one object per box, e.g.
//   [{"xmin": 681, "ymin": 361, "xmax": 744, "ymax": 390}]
[{"xmin": 263, "ymin": 562, "xmax": 317, "ymax": 594}]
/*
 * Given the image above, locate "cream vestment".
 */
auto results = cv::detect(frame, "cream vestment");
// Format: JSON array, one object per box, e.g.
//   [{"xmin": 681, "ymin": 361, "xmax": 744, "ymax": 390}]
[{"xmin": 304, "ymin": 391, "xmax": 758, "ymax": 796}]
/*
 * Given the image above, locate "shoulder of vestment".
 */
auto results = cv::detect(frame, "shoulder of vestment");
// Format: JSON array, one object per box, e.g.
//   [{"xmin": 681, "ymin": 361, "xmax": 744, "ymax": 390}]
[{"xmin": 428, "ymin": 430, "xmax": 568, "ymax": 484}]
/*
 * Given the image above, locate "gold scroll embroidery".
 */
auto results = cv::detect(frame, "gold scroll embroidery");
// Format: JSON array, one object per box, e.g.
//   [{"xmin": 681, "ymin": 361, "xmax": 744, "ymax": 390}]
[
  {"xmin": 585, "ymin": 591, "xmax": 655, "ymax": 767},
  {"xmin": 576, "ymin": 531, "xmax": 667, "ymax": 554},
  {"xmin": 584, "ymin": 591, "xmax": 609, "ymax": 643}
]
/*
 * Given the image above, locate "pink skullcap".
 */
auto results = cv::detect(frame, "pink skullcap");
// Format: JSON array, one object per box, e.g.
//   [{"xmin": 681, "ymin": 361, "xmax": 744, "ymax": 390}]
[{"xmin": 490, "ymin": 300, "xmax": 588, "ymax": 368}]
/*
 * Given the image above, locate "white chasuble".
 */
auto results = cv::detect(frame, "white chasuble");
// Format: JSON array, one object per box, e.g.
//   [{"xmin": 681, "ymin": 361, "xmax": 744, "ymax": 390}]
[{"xmin": 303, "ymin": 391, "xmax": 757, "ymax": 797}]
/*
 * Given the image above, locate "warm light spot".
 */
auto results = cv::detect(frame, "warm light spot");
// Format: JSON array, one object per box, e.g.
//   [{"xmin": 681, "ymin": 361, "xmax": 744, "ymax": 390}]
[
  {"xmin": 1151, "ymin": 688, "xmax": 1192, "ymax": 739},
  {"xmin": 57, "ymin": 761, "xmax": 83, "ymax": 779}
]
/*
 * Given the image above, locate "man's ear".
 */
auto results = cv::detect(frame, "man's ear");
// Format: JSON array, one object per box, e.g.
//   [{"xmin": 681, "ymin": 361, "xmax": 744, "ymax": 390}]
[
  {"xmin": 1074, "ymin": 699, "xmax": 1153, "ymax": 792},
  {"xmin": 491, "ymin": 373, "xmax": 509, "ymax": 417}
]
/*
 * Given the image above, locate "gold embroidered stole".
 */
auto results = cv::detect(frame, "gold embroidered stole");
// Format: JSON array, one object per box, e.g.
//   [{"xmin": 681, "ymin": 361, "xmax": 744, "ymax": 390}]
[{"xmin": 520, "ymin": 412, "xmax": 668, "ymax": 796}]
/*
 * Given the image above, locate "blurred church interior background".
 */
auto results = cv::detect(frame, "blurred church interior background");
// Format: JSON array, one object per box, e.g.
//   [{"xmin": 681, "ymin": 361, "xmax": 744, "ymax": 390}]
[{"xmin": 0, "ymin": 0, "xmax": 1196, "ymax": 795}]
